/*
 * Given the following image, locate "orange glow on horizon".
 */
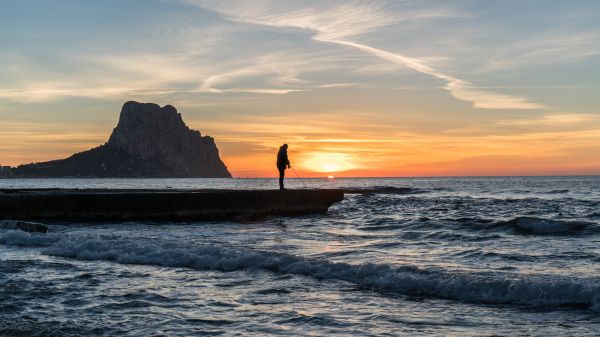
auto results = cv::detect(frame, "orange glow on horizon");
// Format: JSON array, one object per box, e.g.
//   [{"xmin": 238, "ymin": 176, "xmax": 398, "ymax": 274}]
[
  {"xmin": 2, "ymin": 112, "xmax": 600, "ymax": 178},
  {"xmin": 216, "ymin": 125, "xmax": 600, "ymax": 178}
]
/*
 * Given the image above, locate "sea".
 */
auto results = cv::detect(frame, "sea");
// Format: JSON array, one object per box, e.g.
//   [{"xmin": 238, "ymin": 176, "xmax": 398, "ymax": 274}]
[{"xmin": 1, "ymin": 176, "xmax": 600, "ymax": 336}]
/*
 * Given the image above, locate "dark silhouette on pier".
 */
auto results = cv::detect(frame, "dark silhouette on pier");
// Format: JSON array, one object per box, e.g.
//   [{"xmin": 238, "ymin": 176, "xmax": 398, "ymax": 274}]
[{"xmin": 277, "ymin": 144, "xmax": 291, "ymax": 190}]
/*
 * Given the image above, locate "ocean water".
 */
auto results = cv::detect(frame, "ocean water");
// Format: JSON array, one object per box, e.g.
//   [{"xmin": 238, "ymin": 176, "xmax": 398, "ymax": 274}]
[{"xmin": 1, "ymin": 176, "xmax": 600, "ymax": 336}]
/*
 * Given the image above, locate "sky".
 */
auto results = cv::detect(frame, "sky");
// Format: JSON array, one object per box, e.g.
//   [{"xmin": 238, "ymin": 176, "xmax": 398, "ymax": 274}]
[{"xmin": 1, "ymin": 0, "xmax": 599, "ymax": 177}]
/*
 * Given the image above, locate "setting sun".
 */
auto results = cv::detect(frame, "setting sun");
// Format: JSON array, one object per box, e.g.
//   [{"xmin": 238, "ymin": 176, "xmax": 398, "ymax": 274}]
[{"xmin": 302, "ymin": 152, "xmax": 358, "ymax": 173}]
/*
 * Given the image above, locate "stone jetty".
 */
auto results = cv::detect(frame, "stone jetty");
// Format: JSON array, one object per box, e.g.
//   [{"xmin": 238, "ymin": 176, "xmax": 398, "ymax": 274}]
[{"xmin": 0, "ymin": 189, "xmax": 344, "ymax": 222}]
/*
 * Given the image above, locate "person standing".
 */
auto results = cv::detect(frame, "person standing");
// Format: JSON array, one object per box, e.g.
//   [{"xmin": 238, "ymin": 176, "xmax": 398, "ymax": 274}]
[{"xmin": 277, "ymin": 144, "xmax": 291, "ymax": 190}]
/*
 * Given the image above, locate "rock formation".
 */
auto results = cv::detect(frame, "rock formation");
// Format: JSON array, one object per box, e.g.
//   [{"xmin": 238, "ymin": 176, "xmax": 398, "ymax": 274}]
[{"xmin": 13, "ymin": 101, "xmax": 231, "ymax": 178}]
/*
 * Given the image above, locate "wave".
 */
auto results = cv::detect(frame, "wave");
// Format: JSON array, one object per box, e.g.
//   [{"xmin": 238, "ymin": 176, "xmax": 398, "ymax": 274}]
[
  {"xmin": 447, "ymin": 216, "xmax": 596, "ymax": 235},
  {"xmin": 499, "ymin": 217, "xmax": 593, "ymax": 235},
  {"xmin": 348, "ymin": 215, "xmax": 595, "ymax": 237},
  {"xmin": 343, "ymin": 186, "xmax": 426, "ymax": 195},
  {"xmin": 0, "ymin": 230, "xmax": 60, "ymax": 246},
  {"xmin": 587, "ymin": 212, "xmax": 600, "ymax": 219},
  {"xmin": 2, "ymin": 230, "xmax": 599, "ymax": 311}
]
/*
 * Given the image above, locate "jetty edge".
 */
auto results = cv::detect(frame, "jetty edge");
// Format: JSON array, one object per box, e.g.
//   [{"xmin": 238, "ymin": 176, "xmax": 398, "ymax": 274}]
[{"xmin": 0, "ymin": 189, "xmax": 344, "ymax": 222}]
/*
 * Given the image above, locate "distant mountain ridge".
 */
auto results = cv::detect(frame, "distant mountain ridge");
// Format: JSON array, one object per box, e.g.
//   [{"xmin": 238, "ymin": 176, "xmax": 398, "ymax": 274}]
[{"xmin": 13, "ymin": 101, "xmax": 231, "ymax": 178}]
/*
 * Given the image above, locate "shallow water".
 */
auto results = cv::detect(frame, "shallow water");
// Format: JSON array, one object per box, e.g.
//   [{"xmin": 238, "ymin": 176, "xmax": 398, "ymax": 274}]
[{"xmin": 1, "ymin": 176, "xmax": 600, "ymax": 336}]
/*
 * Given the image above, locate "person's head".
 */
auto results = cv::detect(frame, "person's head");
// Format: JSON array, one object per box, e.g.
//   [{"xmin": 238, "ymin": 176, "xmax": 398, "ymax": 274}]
[{"xmin": 282, "ymin": 144, "xmax": 288, "ymax": 150}]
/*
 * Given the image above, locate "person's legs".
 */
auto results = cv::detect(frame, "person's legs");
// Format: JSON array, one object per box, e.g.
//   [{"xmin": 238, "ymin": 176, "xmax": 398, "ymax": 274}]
[{"xmin": 278, "ymin": 166, "xmax": 285, "ymax": 190}]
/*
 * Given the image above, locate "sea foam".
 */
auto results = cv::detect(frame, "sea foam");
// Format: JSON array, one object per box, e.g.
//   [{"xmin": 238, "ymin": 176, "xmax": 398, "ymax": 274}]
[{"xmin": 1, "ymin": 232, "xmax": 592, "ymax": 310}]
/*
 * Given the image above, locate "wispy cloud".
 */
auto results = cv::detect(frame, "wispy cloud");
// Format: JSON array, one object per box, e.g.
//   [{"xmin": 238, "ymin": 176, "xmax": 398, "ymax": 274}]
[
  {"xmin": 482, "ymin": 33, "xmax": 600, "ymax": 73},
  {"xmin": 497, "ymin": 113, "xmax": 600, "ymax": 127},
  {"xmin": 328, "ymin": 40, "xmax": 546, "ymax": 109},
  {"xmin": 189, "ymin": 0, "xmax": 546, "ymax": 109},
  {"xmin": 198, "ymin": 53, "xmax": 307, "ymax": 94}
]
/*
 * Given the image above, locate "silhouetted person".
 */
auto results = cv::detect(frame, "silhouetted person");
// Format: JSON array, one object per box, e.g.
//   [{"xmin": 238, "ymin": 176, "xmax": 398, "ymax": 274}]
[{"xmin": 277, "ymin": 144, "xmax": 291, "ymax": 190}]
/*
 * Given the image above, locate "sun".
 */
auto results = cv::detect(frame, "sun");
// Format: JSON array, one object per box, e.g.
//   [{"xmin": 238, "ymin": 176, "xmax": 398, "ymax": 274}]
[
  {"xmin": 323, "ymin": 163, "xmax": 340, "ymax": 172},
  {"xmin": 302, "ymin": 152, "xmax": 357, "ymax": 173}
]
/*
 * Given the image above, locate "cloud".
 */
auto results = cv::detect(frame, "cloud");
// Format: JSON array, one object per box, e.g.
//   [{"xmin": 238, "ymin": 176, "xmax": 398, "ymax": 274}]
[
  {"xmin": 1, "ymin": 0, "xmax": 558, "ymax": 107},
  {"xmin": 189, "ymin": 0, "xmax": 546, "ymax": 109},
  {"xmin": 198, "ymin": 53, "xmax": 307, "ymax": 94},
  {"xmin": 497, "ymin": 113, "xmax": 600, "ymax": 127},
  {"xmin": 0, "ymin": 51, "xmax": 200, "ymax": 102},
  {"xmin": 481, "ymin": 33, "xmax": 600, "ymax": 73},
  {"xmin": 328, "ymin": 40, "xmax": 546, "ymax": 109},
  {"xmin": 0, "ymin": 86, "xmax": 180, "ymax": 103}
]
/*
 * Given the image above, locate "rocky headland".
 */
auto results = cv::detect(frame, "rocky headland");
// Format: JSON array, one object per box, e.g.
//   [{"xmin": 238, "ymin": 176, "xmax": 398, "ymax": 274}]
[{"xmin": 12, "ymin": 101, "xmax": 231, "ymax": 178}]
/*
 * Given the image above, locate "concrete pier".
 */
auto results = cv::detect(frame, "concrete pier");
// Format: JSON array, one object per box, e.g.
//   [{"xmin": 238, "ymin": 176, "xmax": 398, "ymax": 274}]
[{"xmin": 0, "ymin": 189, "xmax": 344, "ymax": 222}]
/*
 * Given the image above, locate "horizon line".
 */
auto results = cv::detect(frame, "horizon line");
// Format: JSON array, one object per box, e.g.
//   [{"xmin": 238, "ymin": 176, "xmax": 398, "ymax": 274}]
[{"xmin": 2, "ymin": 174, "xmax": 599, "ymax": 180}]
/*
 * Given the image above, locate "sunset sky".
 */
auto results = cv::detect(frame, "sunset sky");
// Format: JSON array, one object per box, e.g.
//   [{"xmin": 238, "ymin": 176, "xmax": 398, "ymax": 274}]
[{"xmin": 1, "ymin": 0, "xmax": 599, "ymax": 177}]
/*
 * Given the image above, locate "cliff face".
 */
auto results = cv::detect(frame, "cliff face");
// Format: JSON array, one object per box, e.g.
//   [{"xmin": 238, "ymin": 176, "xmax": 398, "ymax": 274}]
[
  {"xmin": 14, "ymin": 101, "xmax": 231, "ymax": 178},
  {"xmin": 107, "ymin": 102, "xmax": 230, "ymax": 177}
]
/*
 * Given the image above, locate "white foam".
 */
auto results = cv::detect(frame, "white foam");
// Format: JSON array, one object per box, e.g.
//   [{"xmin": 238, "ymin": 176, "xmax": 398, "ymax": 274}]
[
  {"xmin": 35, "ymin": 234, "xmax": 600, "ymax": 310},
  {"xmin": 3, "ymin": 231, "xmax": 599, "ymax": 309}
]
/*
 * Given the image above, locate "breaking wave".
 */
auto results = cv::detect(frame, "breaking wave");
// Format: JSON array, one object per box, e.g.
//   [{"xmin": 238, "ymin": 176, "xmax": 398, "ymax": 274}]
[{"xmin": 2, "ymin": 231, "xmax": 599, "ymax": 311}]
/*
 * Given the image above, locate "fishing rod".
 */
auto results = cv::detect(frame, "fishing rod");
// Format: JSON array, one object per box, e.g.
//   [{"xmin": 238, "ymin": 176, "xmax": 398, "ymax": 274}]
[{"xmin": 290, "ymin": 166, "xmax": 308, "ymax": 189}]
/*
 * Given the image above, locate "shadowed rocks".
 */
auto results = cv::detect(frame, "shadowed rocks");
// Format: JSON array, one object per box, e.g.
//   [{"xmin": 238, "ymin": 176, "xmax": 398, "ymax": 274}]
[{"xmin": 12, "ymin": 101, "xmax": 231, "ymax": 178}]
